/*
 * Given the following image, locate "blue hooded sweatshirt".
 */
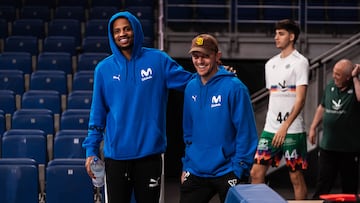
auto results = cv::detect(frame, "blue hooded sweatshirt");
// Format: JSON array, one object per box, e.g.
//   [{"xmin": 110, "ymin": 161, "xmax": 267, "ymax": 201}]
[
  {"xmin": 182, "ymin": 68, "xmax": 258, "ymax": 178},
  {"xmin": 82, "ymin": 11, "xmax": 193, "ymax": 160}
]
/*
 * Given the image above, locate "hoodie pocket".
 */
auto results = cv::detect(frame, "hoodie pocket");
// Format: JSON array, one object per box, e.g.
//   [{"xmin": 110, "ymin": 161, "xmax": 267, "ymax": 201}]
[{"xmin": 186, "ymin": 143, "xmax": 228, "ymax": 175}]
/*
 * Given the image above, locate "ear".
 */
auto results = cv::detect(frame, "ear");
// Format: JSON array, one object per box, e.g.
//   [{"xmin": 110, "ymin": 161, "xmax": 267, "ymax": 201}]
[
  {"xmin": 289, "ymin": 32, "xmax": 295, "ymax": 42},
  {"xmin": 216, "ymin": 51, "xmax": 222, "ymax": 62}
]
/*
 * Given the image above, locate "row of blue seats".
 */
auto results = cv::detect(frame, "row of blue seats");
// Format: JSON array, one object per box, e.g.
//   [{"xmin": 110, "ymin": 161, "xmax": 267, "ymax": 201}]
[
  {"xmin": 5, "ymin": 70, "xmax": 92, "ymax": 94},
  {"xmin": 0, "ymin": 128, "xmax": 87, "ymax": 161},
  {"xmin": 0, "ymin": 0, "xmax": 153, "ymax": 9},
  {"xmin": 0, "ymin": 7, "xmax": 156, "ymax": 42},
  {"xmin": 0, "ymin": 107, "xmax": 90, "ymax": 134},
  {"xmin": 0, "ymin": 51, "xmax": 108, "ymax": 74},
  {"xmin": 0, "ymin": 5, "xmax": 154, "ymax": 22},
  {"xmin": 0, "ymin": 111, "xmax": 92, "ymax": 202},
  {"xmin": 0, "ymin": 34, "xmax": 153, "ymax": 56},
  {"xmin": 0, "ymin": 158, "xmax": 97, "ymax": 203},
  {"xmin": 1, "ymin": 18, "xmax": 109, "ymax": 42},
  {"xmin": 0, "ymin": 67, "xmax": 94, "ymax": 94},
  {"xmin": 0, "ymin": 4, "xmax": 156, "ymax": 43},
  {"xmin": 0, "ymin": 88, "xmax": 93, "ymax": 113},
  {"xmin": 1, "ymin": 35, "xmax": 112, "ymax": 56}
]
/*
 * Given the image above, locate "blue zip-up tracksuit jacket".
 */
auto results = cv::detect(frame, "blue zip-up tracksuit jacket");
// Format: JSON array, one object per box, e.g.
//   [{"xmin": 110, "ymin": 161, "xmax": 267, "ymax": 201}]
[
  {"xmin": 182, "ymin": 68, "xmax": 258, "ymax": 178},
  {"xmin": 82, "ymin": 11, "xmax": 193, "ymax": 160}
]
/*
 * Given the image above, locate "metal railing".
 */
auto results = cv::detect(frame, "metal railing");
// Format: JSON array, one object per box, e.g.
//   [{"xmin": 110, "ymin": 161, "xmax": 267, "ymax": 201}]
[{"xmin": 164, "ymin": 0, "xmax": 360, "ymax": 41}]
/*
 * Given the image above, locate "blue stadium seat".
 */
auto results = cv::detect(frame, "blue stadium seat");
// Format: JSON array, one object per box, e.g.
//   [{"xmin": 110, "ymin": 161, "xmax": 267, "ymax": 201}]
[
  {"xmin": 3, "ymin": 129, "xmax": 46, "ymax": 137},
  {"xmin": 53, "ymin": 130, "xmax": 87, "ymax": 158},
  {"xmin": 3, "ymin": 129, "xmax": 48, "ymax": 159},
  {"xmin": 3, "ymin": 129, "xmax": 51, "ymax": 165},
  {"xmin": 72, "ymin": 70, "xmax": 94, "ymax": 91},
  {"xmin": 46, "ymin": 158, "xmax": 94, "ymax": 203},
  {"xmin": 77, "ymin": 52, "xmax": 109, "ymax": 71},
  {"xmin": 30, "ymin": 70, "xmax": 67, "ymax": 95},
  {"xmin": 11, "ymin": 108, "xmax": 54, "ymax": 137},
  {"xmin": 85, "ymin": 19, "xmax": 108, "ymax": 37},
  {"xmin": 0, "ymin": 19, "xmax": 8, "ymax": 39},
  {"xmin": 12, "ymin": 19, "xmax": 45, "ymax": 38},
  {"xmin": 54, "ymin": 6, "xmax": 85, "ymax": 22},
  {"xmin": 56, "ymin": 0, "xmax": 88, "ymax": 7},
  {"xmin": 0, "ymin": 69, "xmax": 25, "ymax": 95},
  {"xmin": 4, "ymin": 36, "xmax": 39, "ymax": 56},
  {"xmin": 67, "ymin": 90, "xmax": 93, "ymax": 109},
  {"xmin": 88, "ymin": 6, "xmax": 118, "ymax": 20},
  {"xmin": 1, "ymin": 134, "xmax": 47, "ymax": 165},
  {"xmin": 21, "ymin": 90, "xmax": 61, "ymax": 114},
  {"xmin": 0, "ymin": 6, "xmax": 16, "ymax": 21},
  {"xmin": 0, "ymin": 52, "xmax": 32, "ymax": 75},
  {"xmin": 90, "ymin": 0, "xmax": 122, "ymax": 8},
  {"xmin": 0, "ymin": 0, "xmax": 22, "ymax": 8},
  {"xmin": 60, "ymin": 109, "xmax": 90, "ymax": 130},
  {"xmin": 0, "ymin": 110, "xmax": 2, "ymax": 155},
  {"xmin": 37, "ymin": 52, "xmax": 73, "ymax": 75},
  {"xmin": 0, "ymin": 109, "xmax": 5, "ymax": 136},
  {"xmin": 124, "ymin": 0, "xmax": 154, "ymax": 7},
  {"xmin": 10, "ymin": 110, "xmax": 55, "ymax": 163},
  {"xmin": 48, "ymin": 158, "xmax": 85, "ymax": 165},
  {"xmin": 20, "ymin": 6, "xmax": 51, "ymax": 21},
  {"xmin": 1, "ymin": 138, "xmax": 47, "ymax": 198},
  {"xmin": 43, "ymin": 36, "xmax": 77, "ymax": 56},
  {"xmin": 0, "ymin": 158, "xmax": 39, "ymax": 203},
  {"xmin": 56, "ymin": 129, "xmax": 88, "ymax": 135},
  {"xmin": 23, "ymin": 0, "xmax": 56, "ymax": 8},
  {"xmin": 47, "ymin": 19, "xmax": 82, "ymax": 47},
  {"xmin": 0, "ymin": 90, "xmax": 16, "ymax": 115},
  {"xmin": 126, "ymin": 6, "xmax": 154, "ymax": 21},
  {"xmin": 82, "ymin": 36, "xmax": 111, "ymax": 54},
  {"xmin": 0, "ymin": 91, "xmax": 15, "ymax": 140}
]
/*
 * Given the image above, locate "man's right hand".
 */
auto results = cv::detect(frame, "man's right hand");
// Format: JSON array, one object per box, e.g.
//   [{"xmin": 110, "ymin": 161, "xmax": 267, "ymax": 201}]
[{"xmin": 85, "ymin": 156, "xmax": 96, "ymax": 178}]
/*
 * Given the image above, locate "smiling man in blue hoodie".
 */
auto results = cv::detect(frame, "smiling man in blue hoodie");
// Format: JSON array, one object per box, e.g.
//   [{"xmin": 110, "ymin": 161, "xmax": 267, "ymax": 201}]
[
  {"xmin": 180, "ymin": 34, "xmax": 258, "ymax": 203},
  {"xmin": 82, "ymin": 11, "xmax": 194, "ymax": 203}
]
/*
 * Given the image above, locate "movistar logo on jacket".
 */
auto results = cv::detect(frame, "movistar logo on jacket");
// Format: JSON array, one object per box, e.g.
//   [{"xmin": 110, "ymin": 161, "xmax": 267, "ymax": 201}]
[
  {"xmin": 141, "ymin": 68, "xmax": 153, "ymax": 81},
  {"xmin": 211, "ymin": 95, "xmax": 221, "ymax": 108}
]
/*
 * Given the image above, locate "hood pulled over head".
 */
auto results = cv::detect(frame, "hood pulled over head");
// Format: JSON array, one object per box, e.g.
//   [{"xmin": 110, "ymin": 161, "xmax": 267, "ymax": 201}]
[{"xmin": 108, "ymin": 11, "xmax": 144, "ymax": 60}]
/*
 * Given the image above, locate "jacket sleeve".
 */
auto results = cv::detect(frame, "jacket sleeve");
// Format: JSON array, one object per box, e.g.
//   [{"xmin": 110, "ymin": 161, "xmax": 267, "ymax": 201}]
[
  {"xmin": 82, "ymin": 67, "xmax": 107, "ymax": 158},
  {"xmin": 163, "ymin": 52, "xmax": 194, "ymax": 92},
  {"xmin": 181, "ymin": 86, "xmax": 193, "ymax": 171},
  {"xmin": 231, "ymin": 84, "xmax": 259, "ymax": 178}
]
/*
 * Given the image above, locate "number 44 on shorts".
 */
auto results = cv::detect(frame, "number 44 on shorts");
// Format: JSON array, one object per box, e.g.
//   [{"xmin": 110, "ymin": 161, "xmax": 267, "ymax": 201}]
[{"xmin": 285, "ymin": 149, "xmax": 298, "ymax": 159}]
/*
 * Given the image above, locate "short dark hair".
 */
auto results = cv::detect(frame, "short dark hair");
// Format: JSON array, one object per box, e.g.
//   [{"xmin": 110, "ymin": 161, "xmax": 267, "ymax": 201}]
[{"xmin": 275, "ymin": 19, "xmax": 300, "ymax": 44}]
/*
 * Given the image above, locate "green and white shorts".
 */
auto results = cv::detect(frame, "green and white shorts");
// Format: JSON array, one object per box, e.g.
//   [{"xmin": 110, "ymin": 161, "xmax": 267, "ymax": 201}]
[{"xmin": 254, "ymin": 131, "xmax": 308, "ymax": 172}]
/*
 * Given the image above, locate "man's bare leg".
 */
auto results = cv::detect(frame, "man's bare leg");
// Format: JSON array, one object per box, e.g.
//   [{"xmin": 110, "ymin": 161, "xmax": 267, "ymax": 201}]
[
  {"xmin": 250, "ymin": 164, "xmax": 269, "ymax": 184},
  {"xmin": 289, "ymin": 170, "xmax": 307, "ymax": 200}
]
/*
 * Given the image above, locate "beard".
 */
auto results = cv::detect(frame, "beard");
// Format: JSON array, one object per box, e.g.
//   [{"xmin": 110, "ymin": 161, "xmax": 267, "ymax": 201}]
[{"xmin": 119, "ymin": 43, "xmax": 133, "ymax": 51}]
